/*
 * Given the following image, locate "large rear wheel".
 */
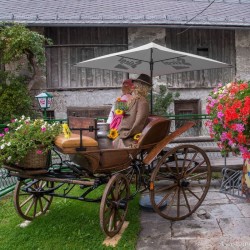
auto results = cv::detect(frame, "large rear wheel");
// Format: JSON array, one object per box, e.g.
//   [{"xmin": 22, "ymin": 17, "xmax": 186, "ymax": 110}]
[{"xmin": 150, "ymin": 144, "xmax": 211, "ymax": 220}]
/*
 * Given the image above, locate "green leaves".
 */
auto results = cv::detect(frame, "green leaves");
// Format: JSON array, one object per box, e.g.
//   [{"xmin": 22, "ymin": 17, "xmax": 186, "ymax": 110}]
[
  {"xmin": 0, "ymin": 23, "xmax": 51, "ymax": 65},
  {"xmin": 0, "ymin": 74, "xmax": 34, "ymax": 123},
  {"xmin": 153, "ymin": 85, "xmax": 180, "ymax": 116}
]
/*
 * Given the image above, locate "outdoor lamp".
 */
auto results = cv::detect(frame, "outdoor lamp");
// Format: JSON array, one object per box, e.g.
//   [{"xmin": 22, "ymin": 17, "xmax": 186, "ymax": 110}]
[{"xmin": 35, "ymin": 92, "xmax": 53, "ymax": 119}]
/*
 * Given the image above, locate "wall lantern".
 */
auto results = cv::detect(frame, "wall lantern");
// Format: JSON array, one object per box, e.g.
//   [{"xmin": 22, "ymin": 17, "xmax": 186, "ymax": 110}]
[{"xmin": 35, "ymin": 92, "xmax": 53, "ymax": 119}]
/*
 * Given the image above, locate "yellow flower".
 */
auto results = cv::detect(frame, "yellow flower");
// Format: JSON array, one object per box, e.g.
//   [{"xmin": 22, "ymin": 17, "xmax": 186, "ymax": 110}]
[
  {"xmin": 62, "ymin": 123, "xmax": 71, "ymax": 139},
  {"xmin": 133, "ymin": 133, "xmax": 141, "ymax": 141},
  {"xmin": 115, "ymin": 109, "xmax": 124, "ymax": 115},
  {"xmin": 117, "ymin": 97, "xmax": 121, "ymax": 102},
  {"xmin": 107, "ymin": 129, "xmax": 118, "ymax": 139}
]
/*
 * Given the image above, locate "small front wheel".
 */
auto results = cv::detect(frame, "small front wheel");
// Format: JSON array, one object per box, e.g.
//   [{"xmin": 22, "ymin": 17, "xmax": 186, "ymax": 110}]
[
  {"xmin": 14, "ymin": 180, "xmax": 53, "ymax": 221},
  {"xmin": 100, "ymin": 174, "xmax": 130, "ymax": 237}
]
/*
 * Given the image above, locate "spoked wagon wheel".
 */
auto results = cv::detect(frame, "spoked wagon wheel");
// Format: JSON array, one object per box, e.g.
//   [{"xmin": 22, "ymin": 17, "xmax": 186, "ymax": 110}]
[
  {"xmin": 14, "ymin": 179, "xmax": 54, "ymax": 221},
  {"xmin": 150, "ymin": 144, "xmax": 211, "ymax": 220},
  {"xmin": 100, "ymin": 174, "xmax": 130, "ymax": 237}
]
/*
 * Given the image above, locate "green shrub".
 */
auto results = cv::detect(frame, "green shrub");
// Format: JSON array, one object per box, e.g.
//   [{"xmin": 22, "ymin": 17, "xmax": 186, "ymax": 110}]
[
  {"xmin": 0, "ymin": 74, "xmax": 34, "ymax": 123},
  {"xmin": 153, "ymin": 85, "xmax": 180, "ymax": 116}
]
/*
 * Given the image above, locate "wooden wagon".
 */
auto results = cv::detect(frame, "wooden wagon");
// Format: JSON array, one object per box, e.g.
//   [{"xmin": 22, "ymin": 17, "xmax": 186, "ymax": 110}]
[{"xmin": 4, "ymin": 116, "xmax": 211, "ymax": 237}]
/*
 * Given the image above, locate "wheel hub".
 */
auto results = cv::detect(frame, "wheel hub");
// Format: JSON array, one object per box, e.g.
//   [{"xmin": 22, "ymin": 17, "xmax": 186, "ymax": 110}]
[
  {"xmin": 109, "ymin": 200, "xmax": 127, "ymax": 209},
  {"xmin": 181, "ymin": 180, "xmax": 190, "ymax": 187}
]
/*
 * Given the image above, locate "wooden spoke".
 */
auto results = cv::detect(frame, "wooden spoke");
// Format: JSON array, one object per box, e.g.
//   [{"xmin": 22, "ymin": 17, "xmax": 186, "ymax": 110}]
[
  {"xmin": 20, "ymin": 195, "xmax": 33, "ymax": 208},
  {"xmin": 186, "ymin": 160, "xmax": 205, "ymax": 175},
  {"xmin": 181, "ymin": 187, "xmax": 191, "ymax": 213},
  {"xmin": 24, "ymin": 198, "xmax": 35, "ymax": 216},
  {"xmin": 186, "ymin": 187, "xmax": 201, "ymax": 200},
  {"xmin": 33, "ymin": 197, "xmax": 38, "ymax": 218},
  {"xmin": 38, "ymin": 197, "xmax": 44, "ymax": 213},
  {"xmin": 154, "ymin": 183, "xmax": 177, "ymax": 194}
]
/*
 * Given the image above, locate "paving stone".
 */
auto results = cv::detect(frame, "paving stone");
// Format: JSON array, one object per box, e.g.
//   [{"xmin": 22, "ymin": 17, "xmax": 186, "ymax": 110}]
[
  {"xmin": 186, "ymin": 236, "xmax": 250, "ymax": 250},
  {"xmin": 235, "ymin": 203, "xmax": 250, "ymax": 217},
  {"xmin": 137, "ymin": 214, "xmax": 174, "ymax": 250},
  {"xmin": 137, "ymin": 178, "xmax": 250, "ymax": 250},
  {"xmin": 197, "ymin": 203, "xmax": 243, "ymax": 219},
  {"xmin": 218, "ymin": 218, "xmax": 250, "ymax": 237},
  {"xmin": 202, "ymin": 191, "xmax": 230, "ymax": 205},
  {"xmin": 226, "ymin": 194, "xmax": 248, "ymax": 204},
  {"xmin": 139, "ymin": 219, "xmax": 171, "ymax": 239},
  {"xmin": 137, "ymin": 238, "xmax": 186, "ymax": 250},
  {"xmin": 172, "ymin": 219, "xmax": 222, "ymax": 239}
]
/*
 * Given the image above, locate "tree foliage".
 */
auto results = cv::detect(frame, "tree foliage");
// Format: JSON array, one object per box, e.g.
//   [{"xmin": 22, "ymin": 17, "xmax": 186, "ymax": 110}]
[
  {"xmin": 0, "ymin": 22, "xmax": 51, "ymax": 66},
  {"xmin": 0, "ymin": 23, "xmax": 51, "ymax": 123},
  {"xmin": 0, "ymin": 73, "xmax": 34, "ymax": 123},
  {"xmin": 0, "ymin": 23, "xmax": 52, "ymax": 90}
]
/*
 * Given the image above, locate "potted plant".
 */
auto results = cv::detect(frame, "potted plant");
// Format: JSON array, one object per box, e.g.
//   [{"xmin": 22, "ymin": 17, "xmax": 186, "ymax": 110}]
[
  {"xmin": 206, "ymin": 80, "xmax": 250, "ymax": 160},
  {"xmin": 0, "ymin": 116, "xmax": 62, "ymax": 169}
]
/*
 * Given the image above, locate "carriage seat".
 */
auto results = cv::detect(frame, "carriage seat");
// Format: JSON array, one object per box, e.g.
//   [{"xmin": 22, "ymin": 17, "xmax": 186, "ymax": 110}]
[
  {"xmin": 137, "ymin": 116, "xmax": 171, "ymax": 149},
  {"xmin": 54, "ymin": 133, "xmax": 99, "ymax": 154}
]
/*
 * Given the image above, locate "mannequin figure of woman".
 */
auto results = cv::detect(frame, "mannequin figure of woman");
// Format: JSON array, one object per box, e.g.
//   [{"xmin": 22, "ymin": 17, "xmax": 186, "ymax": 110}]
[{"xmin": 113, "ymin": 74, "xmax": 152, "ymax": 148}]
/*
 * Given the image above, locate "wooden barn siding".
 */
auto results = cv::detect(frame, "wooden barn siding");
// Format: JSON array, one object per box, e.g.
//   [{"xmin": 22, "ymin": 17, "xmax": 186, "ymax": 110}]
[
  {"xmin": 165, "ymin": 29, "xmax": 235, "ymax": 88},
  {"xmin": 45, "ymin": 27, "xmax": 128, "ymax": 89}
]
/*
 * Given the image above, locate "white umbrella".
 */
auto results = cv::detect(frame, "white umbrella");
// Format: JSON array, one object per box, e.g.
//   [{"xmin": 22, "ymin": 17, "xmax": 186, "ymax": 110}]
[
  {"xmin": 76, "ymin": 42, "xmax": 231, "ymax": 77},
  {"xmin": 76, "ymin": 42, "xmax": 231, "ymax": 111}
]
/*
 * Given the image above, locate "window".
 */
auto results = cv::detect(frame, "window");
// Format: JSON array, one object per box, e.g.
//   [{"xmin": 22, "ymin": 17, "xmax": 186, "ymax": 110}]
[{"xmin": 174, "ymin": 100, "xmax": 201, "ymax": 136}]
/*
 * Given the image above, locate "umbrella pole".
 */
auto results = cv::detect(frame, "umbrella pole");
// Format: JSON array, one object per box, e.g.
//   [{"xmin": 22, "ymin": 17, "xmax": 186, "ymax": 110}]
[{"xmin": 150, "ymin": 48, "xmax": 153, "ymax": 114}]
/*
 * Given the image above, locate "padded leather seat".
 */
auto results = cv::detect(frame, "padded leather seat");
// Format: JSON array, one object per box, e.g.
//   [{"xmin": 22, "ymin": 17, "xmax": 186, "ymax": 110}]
[{"xmin": 54, "ymin": 133, "xmax": 98, "ymax": 154}]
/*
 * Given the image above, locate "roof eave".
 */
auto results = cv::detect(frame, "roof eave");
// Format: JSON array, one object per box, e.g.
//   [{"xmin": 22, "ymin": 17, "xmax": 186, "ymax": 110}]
[{"xmin": 0, "ymin": 19, "xmax": 250, "ymax": 29}]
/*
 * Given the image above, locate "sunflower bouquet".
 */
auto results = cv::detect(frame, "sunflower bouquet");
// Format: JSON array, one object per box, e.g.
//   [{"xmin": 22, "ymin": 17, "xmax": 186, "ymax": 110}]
[{"xmin": 107, "ymin": 97, "xmax": 129, "ymax": 140}]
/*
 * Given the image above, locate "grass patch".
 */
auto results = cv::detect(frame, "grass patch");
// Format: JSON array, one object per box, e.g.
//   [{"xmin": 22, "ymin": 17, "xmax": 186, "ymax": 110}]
[
  {"xmin": 0, "ymin": 185, "xmax": 140, "ymax": 250},
  {"xmin": 211, "ymin": 172, "xmax": 222, "ymax": 179}
]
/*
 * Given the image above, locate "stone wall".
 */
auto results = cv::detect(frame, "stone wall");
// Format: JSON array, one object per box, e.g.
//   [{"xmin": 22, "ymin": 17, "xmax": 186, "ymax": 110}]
[
  {"xmin": 51, "ymin": 88, "xmax": 119, "ymax": 119},
  {"xmin": 235, "ymin": 30, "xmax": 250, "ymax": 80}
]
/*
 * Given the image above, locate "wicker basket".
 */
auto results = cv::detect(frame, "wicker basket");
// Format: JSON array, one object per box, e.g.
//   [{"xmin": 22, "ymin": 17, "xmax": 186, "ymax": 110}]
[{"xmin": 18, "ymin": 150, "xmax": 49, "ymax": 169}]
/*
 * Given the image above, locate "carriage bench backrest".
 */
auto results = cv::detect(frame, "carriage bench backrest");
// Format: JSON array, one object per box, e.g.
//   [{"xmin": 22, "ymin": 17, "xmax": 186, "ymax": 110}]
[
  {"xmin": 68, "ymin": 116, "xmax": 97, "ymax": 139},
  {"xmin": 137, "ymin": 116, "xmax": 171, "ymax": 149}
]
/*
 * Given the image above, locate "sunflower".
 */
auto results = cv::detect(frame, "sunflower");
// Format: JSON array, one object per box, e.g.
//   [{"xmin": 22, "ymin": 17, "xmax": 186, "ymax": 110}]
[
  {"xmin": 133, "ymin": 133, "xmax": 141, "ymax": 141},
  {"xmin": 115, "ymin": 109, "xmax": 124, "ymax": 115},
  {"xmin": 107, "ymin": 129, "xmax": 119, "ymax": 139}
]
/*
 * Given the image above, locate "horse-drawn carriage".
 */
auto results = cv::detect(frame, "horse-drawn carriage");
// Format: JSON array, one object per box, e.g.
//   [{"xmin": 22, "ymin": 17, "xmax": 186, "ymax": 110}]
[{"xmin": 4, "ymin": 116, "xmax": 211, "ymax": 237}]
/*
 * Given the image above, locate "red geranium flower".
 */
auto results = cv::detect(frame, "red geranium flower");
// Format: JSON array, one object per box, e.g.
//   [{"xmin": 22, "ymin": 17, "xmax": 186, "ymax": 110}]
[{"xmin": 206, "ymin": 80, "xmax": 250, "ymax": 161}]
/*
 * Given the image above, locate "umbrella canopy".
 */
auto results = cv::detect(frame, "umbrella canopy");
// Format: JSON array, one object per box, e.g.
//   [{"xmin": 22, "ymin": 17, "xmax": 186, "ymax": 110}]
[{"xmin": 76, "ymin": 42, "xmax": 231, "ymax": 77}]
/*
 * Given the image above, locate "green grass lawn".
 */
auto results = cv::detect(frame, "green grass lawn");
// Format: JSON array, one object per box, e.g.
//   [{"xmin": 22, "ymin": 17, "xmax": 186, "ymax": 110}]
[{"xmin": 0, "ymin": 185, "xmax": 140, "ymax": 250}]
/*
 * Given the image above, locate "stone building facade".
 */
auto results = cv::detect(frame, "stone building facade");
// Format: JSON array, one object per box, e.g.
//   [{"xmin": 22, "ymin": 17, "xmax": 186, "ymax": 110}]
[
  {"xmin": 1, "ymin": 0, "xmax": 250, "ymax": 119},
  {"xmin": 41, "ymin": 27, "xmax": 249, "ymax": 119}
]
